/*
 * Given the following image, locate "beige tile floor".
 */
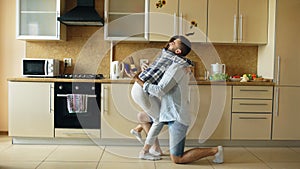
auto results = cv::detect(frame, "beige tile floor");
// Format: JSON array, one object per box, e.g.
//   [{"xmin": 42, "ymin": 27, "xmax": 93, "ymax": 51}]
[{"xmin": 1, "ymin": 136, "xmax": 300, "ymax": 169}]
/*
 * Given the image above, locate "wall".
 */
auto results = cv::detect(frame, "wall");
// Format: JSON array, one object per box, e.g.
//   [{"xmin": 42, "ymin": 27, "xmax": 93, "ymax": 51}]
[{"xmin": 0, "ymin": 0, "xmax": 25, "ymax": 132}]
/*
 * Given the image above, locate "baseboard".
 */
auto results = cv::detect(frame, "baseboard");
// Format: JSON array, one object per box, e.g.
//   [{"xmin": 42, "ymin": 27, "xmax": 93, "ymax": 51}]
[{"xmin": 0, "ymin": 131, "xmax": 8, "ymax": 135}]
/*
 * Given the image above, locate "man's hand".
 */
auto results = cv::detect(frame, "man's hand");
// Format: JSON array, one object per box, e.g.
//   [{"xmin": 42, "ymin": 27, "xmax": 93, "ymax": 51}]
[{"xmin": 184, "ymin": 66, "xmax": 193, "ymax": 75}]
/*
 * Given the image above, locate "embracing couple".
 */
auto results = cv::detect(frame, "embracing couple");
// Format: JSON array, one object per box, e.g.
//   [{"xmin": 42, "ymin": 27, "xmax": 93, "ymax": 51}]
[{"xmin": 130, "ymin": 35, "xmax": 224, "ymax": 164}]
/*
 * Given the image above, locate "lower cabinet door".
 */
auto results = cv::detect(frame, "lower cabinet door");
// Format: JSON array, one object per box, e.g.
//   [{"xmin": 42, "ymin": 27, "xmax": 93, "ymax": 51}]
[
  {"xmin": 187, "ymin": 85, "xmax": 231, "ymax": 140},
  {"xmin": 8, "ymin": 82, "xmax": 54, "ymax": 137},
  {"xmin": 101, "ymin": 83, "xmax": 169, "ymax": 140},
  {"xmin": 231, "ymin": 113, "xmax": 272, "ymax": 140}
]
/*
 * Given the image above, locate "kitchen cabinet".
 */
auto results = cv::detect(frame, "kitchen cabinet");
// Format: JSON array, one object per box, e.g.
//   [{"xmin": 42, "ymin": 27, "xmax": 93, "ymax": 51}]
[
  {"xmin": 272, "ymin": 0, "xmax": 300, "ymax": 140},
  {"xmin": 179, "ymin": 0, "xmax": 207, "ymax": 42},
  {"xmin": 231, "ymin": 86, "xmax": 273, "ymax": 140},
  {"xmin": 104, "ymin": 0, "xmax": 149, "ymax": 41},
  {"xmin": 208, "ymin": 0, "xmax": 268, "ymax": 44},
  {"xmin": 149, "ymin": 0, "xmax": 178, "ymax": 41},
  {"xmin": 8, "ymin": 82, "xmax": 54, "ymax": 137},
  {"xmin": 16, "ymin": 0, "xmax": 66, "ymax": 40},
  {"xmin": 187, "ymin": 85, "xmax": 231, "ymax": 140},
  {"xmin": 101, "ymin": 83, "xmax": 168, "ymax": 140},
  {"xmin": 101, "ymin": 83, "xmax": 143, "ymax": 139},
  {"xmin": 149, "ymin": 0, "xmax": 207, "ymax": 42}
]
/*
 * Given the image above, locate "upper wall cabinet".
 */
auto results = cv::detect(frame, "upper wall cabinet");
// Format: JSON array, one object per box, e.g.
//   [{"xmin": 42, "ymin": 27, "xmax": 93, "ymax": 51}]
[
  {"xmin": 179, "ymin": 0, "xmax": 207, "ymax": 42},
  {"xmin": 16, "ymin": 0, "xmax": 66, "ymax": 40},
  {"xmin": 149, "ymin": 0, "xmax": 207, "ymax": 42},
  {"xmin": 104, "ymin": 0, "xmax": 149, "ymax": 41},
  {"xmin": 149, "ymin": 0, "xmax": 179, "ymax": 41},
  {"xmin": 208, "ymin": 0, "xmax": 268, "ymax": 44}
]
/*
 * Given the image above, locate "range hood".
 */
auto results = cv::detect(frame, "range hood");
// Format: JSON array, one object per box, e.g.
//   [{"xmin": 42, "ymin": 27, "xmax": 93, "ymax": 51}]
[{"xmin": 58, "ymin": 0, "xmax": 104, "ymax": 26}]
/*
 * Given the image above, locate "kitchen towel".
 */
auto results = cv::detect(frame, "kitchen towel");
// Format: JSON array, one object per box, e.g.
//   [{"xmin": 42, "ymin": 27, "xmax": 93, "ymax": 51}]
[{"xmin": 67, "ymin": 94, "xmax": 88, "ymax": 113}]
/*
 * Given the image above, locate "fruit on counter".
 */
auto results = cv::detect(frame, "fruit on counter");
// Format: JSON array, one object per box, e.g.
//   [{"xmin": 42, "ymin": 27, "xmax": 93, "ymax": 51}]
[
  {"xmin": 209, "ymin": 73, "xmax": 229, "ymax": 81},
  {"xmin": 240, "ymin": 74, "xmax": 249, "ymax": 82},
  {"xmin": 232, "ymin": 75, "xmax": 241, "ymax": 78}
]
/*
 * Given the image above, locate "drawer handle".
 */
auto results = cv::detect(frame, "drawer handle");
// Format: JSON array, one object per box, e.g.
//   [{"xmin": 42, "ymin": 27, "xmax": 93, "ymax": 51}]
[
  {"xmin": 239, "ymin": 103, "xmax": 268, "ymax": 106},
  {"xmin": 239, "ymin": 117, "xmax": 268, "ymax": 120},
  {"xmin": 240, "ymin": 89, "xmax": 269, "ymax": 92}
]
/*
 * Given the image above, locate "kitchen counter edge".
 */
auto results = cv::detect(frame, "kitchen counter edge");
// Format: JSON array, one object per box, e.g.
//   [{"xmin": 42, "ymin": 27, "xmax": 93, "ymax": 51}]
[{"xmin": 7, "ymin": 77, "xmax": 275, "ymax": 86}]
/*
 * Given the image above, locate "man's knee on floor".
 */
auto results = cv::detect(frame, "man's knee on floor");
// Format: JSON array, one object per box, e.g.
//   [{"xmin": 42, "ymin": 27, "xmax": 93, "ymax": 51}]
[{"xmin": 170, "ymin": 154, "xmax": 185, "ymax": 164}]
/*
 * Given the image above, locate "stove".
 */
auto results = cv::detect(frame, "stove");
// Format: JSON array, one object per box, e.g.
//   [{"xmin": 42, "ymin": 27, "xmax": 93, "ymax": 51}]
[{"xmin": 58, "ymin": 74, "xmax": 104, "ymax": 79}]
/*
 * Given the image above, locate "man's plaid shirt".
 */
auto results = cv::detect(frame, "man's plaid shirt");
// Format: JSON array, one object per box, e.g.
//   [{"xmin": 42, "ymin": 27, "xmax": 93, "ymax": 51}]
[{"xmin": 139, "ymin": 49, "xmax": 189, "ymax": 85}]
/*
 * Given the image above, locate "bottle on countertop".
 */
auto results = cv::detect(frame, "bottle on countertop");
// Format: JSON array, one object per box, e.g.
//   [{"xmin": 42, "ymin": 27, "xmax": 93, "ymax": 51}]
[{"xmin": 129, "ymin": 56, "xmax": 137, "ymax": 74}]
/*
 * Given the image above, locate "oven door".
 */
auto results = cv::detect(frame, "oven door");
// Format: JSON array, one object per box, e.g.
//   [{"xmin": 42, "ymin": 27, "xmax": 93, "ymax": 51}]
[{"xmin": 54, "ymin": 82, "xmax": 101, "ymax": 129}]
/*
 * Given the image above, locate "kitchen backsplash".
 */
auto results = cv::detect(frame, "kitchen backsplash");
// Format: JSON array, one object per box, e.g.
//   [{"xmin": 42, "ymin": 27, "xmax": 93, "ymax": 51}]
[{"xmin": 26, "ymin": 27, "xmax": 257, "ymax": 78}]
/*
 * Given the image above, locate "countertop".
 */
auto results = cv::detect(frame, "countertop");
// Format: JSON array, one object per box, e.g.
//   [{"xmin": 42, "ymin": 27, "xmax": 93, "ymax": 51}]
[{"xmin": 7, "ymin": 77, "xmax": 275, "ymax": 86}]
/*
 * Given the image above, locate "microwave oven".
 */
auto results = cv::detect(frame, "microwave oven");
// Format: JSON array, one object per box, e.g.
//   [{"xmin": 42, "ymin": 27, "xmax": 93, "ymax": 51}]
[{"xmin": 22, "ymin": 58, "xmax": 60, "ymax": 77}]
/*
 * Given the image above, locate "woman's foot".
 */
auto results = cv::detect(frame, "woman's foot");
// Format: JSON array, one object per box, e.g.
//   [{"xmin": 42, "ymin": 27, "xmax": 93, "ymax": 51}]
[
  {"xmin": 130, "ymin": 129, "xmax": 144, "ymax": 144},
  {"xmin": 139, "ymin": 150, "xmax": 161, "ymax": 161}
]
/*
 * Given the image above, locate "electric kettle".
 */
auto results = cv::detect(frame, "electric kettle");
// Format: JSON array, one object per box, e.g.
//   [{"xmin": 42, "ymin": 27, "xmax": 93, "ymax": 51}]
[
  {"xmin": 211, "ymin": 63, "xmax": 226, "ymax": 75},
  {"xmin": 110, "ymin": 61, "xmax": 124, "ymax": 79}
]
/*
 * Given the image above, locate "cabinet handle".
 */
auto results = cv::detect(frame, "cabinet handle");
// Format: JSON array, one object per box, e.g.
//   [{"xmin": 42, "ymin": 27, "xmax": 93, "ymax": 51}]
[
  {"xmin": 144, "ymin": 2, "xmax": 149, "ymax": 40},
  {"xmin": 239, "ymin": 117, "xmax": 268, "ymax": 120},
  {"xmin": 56, "ymin": 11, "xmax": 59, "ymax": 39},
  {"xmin": 233, "ymin": 14, "xmax": 237, "ymax": 42},
  {"xmin": 239, "ymin": 14, "xmax": 243, "ymax": 42},
  {"xmin": 49, "ymin": 84, "xmax": 53, "ymax": 114},
  {"xmin": 239, "ymin": 89, "xmax": 269, "ymax": 92},
  {"xmin": 276, "ymin": 56, "xmax": 281, "ymax": 85},
  {"xmin": 274, "ymin": 87, "xmax": 280, "ymax": 117},
  {"xmin": 102, "ymin": 86, "xmax": 109, "ymax": 114},
  {"xmin": 56, "ymin": 94, "xmax": 96, "ymax": 98},
  {"xmin": 179, "ymin": 13, "xmax": 183, "ymax": 35},
  {"xmin": 239, "ymin": 103, "xmax": 268, "ymax": 106},
  {"xmin": 173, "ymin": 13, "xmax": 177, "ymax": 35}
]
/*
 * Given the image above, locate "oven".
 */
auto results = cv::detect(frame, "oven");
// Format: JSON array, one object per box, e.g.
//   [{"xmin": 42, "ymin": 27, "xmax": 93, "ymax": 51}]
[{"xmin": 54, "ymin": 82, "xmax": 101, "ymax": 129}]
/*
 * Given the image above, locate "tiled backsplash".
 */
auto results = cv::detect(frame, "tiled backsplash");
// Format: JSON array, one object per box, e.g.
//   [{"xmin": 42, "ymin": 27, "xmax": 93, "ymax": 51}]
[{"xmin": 26, "ymin": 27, "xmax": 257, "ymax": 78}]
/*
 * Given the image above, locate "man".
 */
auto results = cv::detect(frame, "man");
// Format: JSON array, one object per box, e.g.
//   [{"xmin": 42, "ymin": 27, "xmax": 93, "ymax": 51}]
[
  {"xmin": 135, "ymin": 37, "xmax": 224, "ymax": 164},
  {"xmin": 130, "ymin": 36, "xmax": 191, "ymax": 156}
]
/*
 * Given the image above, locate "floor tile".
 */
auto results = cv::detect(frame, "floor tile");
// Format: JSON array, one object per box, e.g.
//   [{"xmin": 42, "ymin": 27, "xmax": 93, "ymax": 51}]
[
  {"xmin": 207, "ymin": 147, "xmax": 261, "ymax": 163},
  {"xmin": 290, "ymin": 147, "xmax": 300, "ymax": 154},
  {"xmin": 246, "ymin": 147, "xmax": 300, "ymax": 162},
  {"xmin": 156, "ymin": 160, "xmax": 213, "ymax": 169},
  {"xmin": 211, "ymin": 162, "xmax": 271, "ymax": 169},
  {"xmin": 0, "ymin": 145, "xmax": 57, "ymax": 162},
  {"xmin": 45, "ymin": 145, "xmax": 104, "ymax": 162},
  {"xmin": 97, "ymin": 162, "xmax": 155, "ymax": 169},
  {"xmin": 0, "ymin": 144, "xmax": 11, "ymax": 152},
  {"xmin": 37, "ymin": 161, "xmax": 98, "ymax": 169},
  {"xmin": 0, "ymin": 161, "xmax": 40, "ymax": 169},
  {"xmin": 266, "ymin": 162, "xmax": 300, "ymax": 169},
  {"xmin": 101, "ymin": 146, "xmax": 150, "ymax": 162}
]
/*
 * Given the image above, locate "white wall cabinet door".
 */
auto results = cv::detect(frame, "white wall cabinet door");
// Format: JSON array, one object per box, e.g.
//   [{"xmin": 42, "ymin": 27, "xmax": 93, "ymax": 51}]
[
  {"xmin": 179, "ymin": 0, "xmax": 207, "ymax": 42},
  {"xmin": 104, "ymin": 0, "xmax": 149, "ymax": 41},
  {"xmin": 208, "ymin": 0, "xmax": 268, "ymax": 44},
  {"xmin": 8, "ymin": 82, "xmax": 54, "ymax": 137},
  {"xmin": 149, "ymin": 0, "xmax": 179, "ymax": 41},
  {"xmin": 16, "ymin": 0, "xmax": 66, "ymax": 40}
]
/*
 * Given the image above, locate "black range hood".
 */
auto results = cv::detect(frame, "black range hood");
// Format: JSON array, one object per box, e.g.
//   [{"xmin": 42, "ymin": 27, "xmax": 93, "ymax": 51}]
[{"xmin": 58, "ymin": 0, "xmax": 104, "ymax": 26}]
